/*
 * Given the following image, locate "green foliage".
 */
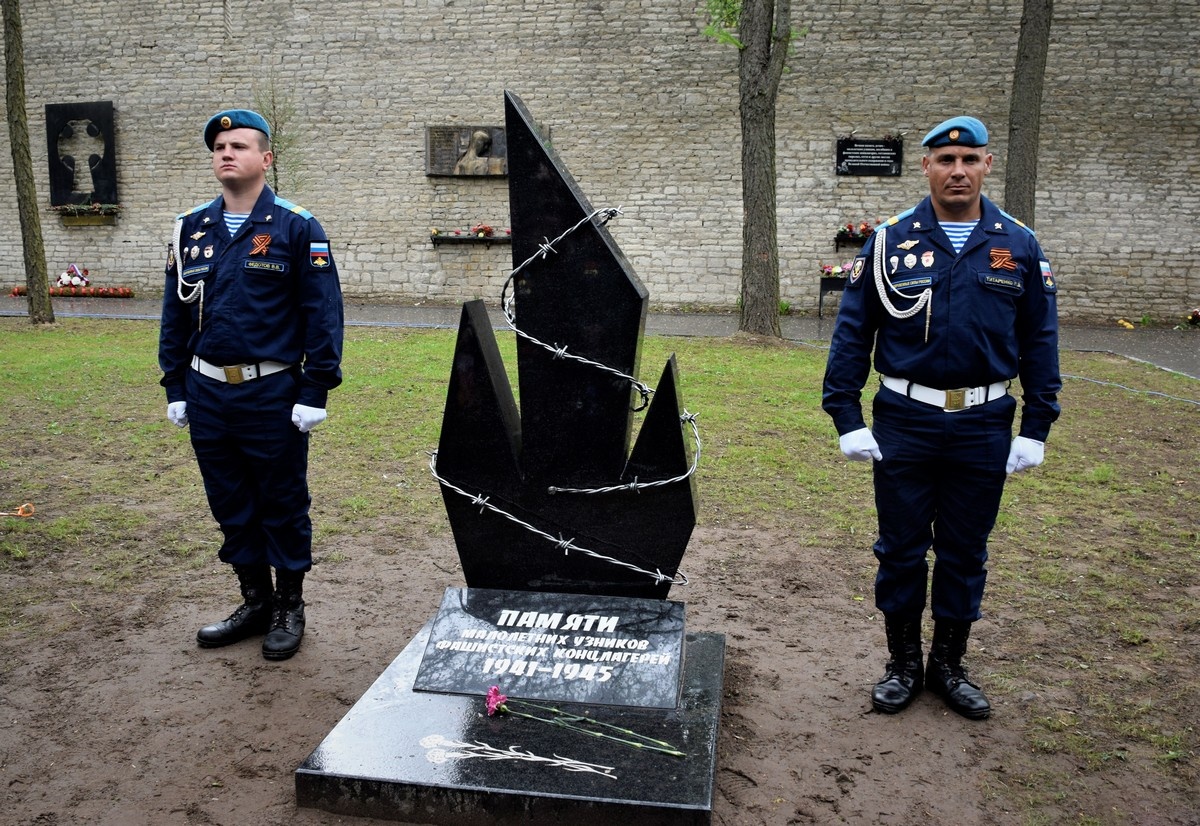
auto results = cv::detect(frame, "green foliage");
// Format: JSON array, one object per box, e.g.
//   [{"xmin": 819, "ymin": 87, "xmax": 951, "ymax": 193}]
[
  {"xmin": 701, "ymin": 0, "xmax": 808, "ymax": 57},
  {"xmin": 702, "ymin": 0, "xmax": 744, "ymax": 48}
]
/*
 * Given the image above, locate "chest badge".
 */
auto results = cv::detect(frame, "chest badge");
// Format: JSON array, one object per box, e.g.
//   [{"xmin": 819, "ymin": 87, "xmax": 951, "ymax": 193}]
[
  {"xmin": 990, "ymin": 248, "xmax": 1018, "ymax": 270},
  {"xmin": 251, "ymin": 234, "xmax": 272, "ymax": 256},
  {"xmin": 897, "ymin": 239, "xmax": 919, "ymax": 250},
  {"xmin": 903, "ymin": 253, "xmax": 917, "ymax": 270},
  {"xmin": 921, "ymin": 250, "xmax": 935, "ymax": 268},
  {"xmin": 190, "ymin": 231, "xmax": 206, "ymax": 241},
  {"xmin": 203, "ymin": 245, "xmax": 214, "ymax": 259},
  {"xmin": 190, "ymin": 245, "xmax": 200, "ymax": 260}
]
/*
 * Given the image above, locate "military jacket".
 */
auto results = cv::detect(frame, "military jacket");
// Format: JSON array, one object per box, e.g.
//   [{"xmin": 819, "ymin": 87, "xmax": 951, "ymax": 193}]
[
  {"xmin": 822, "ymin": 195, "xmax": 1061, "ymax": 441},
  {"xmin": 158, "ymin": 185, "xmax": 344, "ymax": 408}
]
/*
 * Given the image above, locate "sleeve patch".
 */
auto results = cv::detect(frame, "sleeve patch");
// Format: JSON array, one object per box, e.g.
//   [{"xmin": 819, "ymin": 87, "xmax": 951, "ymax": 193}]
[
  {"xmin": 310, "ymin": 241, "xmax": 331, "ymax": 268},
  {"xmin": 848, "ymin": 256, "xmax": 866, "ymax": 286},
  {"xmin": 1040, "ymin": 260, "xmax": 1057, "ymax": 292}
]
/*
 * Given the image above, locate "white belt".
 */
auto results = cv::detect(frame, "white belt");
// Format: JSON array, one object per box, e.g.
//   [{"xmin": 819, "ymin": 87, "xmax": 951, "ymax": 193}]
[
  {"xmin": 880, "ymin": 375, "xmax": 1009, "ymax": 412},
  {"xmin": 191, "ymin": 355, "xmax": 291, "ymax": 385}
]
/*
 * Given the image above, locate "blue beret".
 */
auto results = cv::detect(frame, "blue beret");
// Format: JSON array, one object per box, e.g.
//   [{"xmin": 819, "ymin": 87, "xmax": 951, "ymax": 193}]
[
  {"xmin": 203, "ymin": 109, "xmax": 271, "ymax": 150},
  {"xmin": 922, "ymin": 116, "xmax": 988, "ymax": 148}
]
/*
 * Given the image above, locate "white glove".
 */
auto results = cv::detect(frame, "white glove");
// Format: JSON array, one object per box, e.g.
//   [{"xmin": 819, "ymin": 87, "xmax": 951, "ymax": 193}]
[
  {"xmin": 839, "ymin": 427, "xmax": 883, "ymax": 462},
  {"xmin": 167, "ymin": 401, "xmax": 189, "ymax": 428},
  {"xmin": 1006, "ymin": 436, "xmax": 1045, "ymax": 474},
  {"xmin": 291, "ymin": 403, "xmax": 327, "ymax": 433}
]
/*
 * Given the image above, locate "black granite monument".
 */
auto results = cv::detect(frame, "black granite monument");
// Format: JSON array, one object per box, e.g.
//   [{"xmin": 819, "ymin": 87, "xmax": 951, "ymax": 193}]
[
  {"xmin": 296, "ymin": 92, "xmax": 723, "ymax": 825},
  {"xmin": 45, "ymin": 101, "xmax": 119, "ymax": 207}
]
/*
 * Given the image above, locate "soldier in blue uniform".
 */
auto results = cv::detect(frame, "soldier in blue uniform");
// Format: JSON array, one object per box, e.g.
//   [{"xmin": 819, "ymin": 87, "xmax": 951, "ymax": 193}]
[
  {"xmin": 822, "ymin": 116, "xmax": 1060, "ymax": 719},
  {"xmin": 159, "ymin": 109, "xmax": 344, "ymax": 661}
]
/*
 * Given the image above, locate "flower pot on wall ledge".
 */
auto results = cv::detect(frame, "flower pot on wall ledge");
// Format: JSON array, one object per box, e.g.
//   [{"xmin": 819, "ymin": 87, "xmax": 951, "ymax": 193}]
[
  {"xmin": 60, "ymin": 214, "xmax": 118, "ymax": 227},
  {"xmin": 430, "ymin": 225, "xmax": 512, "ymax": 246},
  {"xmin": 52, "ymin": 204, "xmax": 121, "ymax": 227}
]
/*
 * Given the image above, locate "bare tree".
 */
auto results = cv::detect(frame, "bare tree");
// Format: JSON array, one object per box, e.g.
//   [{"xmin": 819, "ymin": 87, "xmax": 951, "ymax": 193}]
[
  {"xmin": 1004, "ymin": 0, "xmax": 1053, "ymax": 228},
  {"xmin": 253, "ymin": 72, "xmax": 305, "ymax": 197},
  {"xmin": 2, "ymin": 0, "xmax": 53, "ymax": 324},
  {"xmin": 705, "ymin": 0, "xmax": 803, "ymax": 337}
]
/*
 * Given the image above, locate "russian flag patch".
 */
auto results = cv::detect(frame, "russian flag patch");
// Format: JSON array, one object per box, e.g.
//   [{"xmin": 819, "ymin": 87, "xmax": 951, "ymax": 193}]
[
  {"xmin": 310, "ymin": 241, "xmax": 331, "ymax": 268},
  {"xmin": 1039, "ymin": 260, "xmax": 1056, "ymax": 292}
]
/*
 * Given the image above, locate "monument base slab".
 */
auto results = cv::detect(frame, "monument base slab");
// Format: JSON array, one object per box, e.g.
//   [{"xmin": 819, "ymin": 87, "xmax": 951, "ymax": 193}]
[{"xmin": 296, "ymin": 619, "xmax": 725, "ymax": 825}]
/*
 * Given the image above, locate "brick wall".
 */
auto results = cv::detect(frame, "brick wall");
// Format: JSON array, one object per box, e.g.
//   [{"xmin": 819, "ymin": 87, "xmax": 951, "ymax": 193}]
[{"xmin": 1, "ymin": 0, "xmax": 1196, "ymax": 322}]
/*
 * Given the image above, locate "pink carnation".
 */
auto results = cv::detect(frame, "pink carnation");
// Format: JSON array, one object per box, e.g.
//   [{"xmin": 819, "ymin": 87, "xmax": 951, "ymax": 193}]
[{"xmin": 485, "ymin": 685, "xmax": 507, "ymax": 716}]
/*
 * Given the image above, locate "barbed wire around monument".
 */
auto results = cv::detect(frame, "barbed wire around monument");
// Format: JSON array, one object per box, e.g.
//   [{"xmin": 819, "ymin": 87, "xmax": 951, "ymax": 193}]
[
  {"xmin": 499, "ymin": 206, "xmax": 702, "ymax": 495},
  {"xmin": 431, "ymin": 206, "xmax": 698, "ymax": 587},
  {"xmin": 428, "ymin": 451, "xmax": 689, "ymax": 587},
  {"xmin": 500, "ymin": 207, "xmax": 655, "ymax": 410}
]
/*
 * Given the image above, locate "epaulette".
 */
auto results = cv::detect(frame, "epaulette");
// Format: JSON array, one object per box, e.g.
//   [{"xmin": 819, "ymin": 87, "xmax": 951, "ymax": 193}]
[
  {"xmin": 176, "ymin": 200, "xmax": 214, "ymax": 220},
  {"xmin": 274, "ymin": 195, "xmax": 314, "ymax": 220},
  {"xmin": 885, "ymin": 207, "xmax": 916, "ymax": 227},
  {"xmin": 998, "ymin": 208, "xmax": 1037, "ymax": 237}
]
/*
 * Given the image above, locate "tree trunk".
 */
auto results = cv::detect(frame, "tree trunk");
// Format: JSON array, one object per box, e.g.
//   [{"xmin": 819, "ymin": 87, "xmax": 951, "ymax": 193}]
[
  {"xmin": 3, "ymin": 0, "xmax": 52, "ymax": 324},
  {"xmin": 1004, "ymin": 0, "xmax": 1053, "ymax": 229},
  {"xmin": 737, "ymin": 0, "xmax": 789, "ymax": 337}
]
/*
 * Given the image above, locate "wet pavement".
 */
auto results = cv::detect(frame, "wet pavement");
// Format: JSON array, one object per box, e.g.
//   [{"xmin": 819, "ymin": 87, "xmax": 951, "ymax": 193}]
[{"xmin": 2, "ymin": 297, "xmax": 1196, "ymax": 380}]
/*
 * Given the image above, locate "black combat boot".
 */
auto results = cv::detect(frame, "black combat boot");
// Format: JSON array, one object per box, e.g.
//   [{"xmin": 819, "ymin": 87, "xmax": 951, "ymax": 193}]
[
  {"xmin": 871, "ymin": 615, "xmax": 925, "ymax": 713},
  {"xmin": 196, "ymin": 564, "xmax": 274, "ymax": 647},
  {"xmin": 262, "ymin": 568, "xmax": 305, "ymax": 661},
  {"xmin": 926, "ymin": 619, "xmax": 992, "ymax": 719}
]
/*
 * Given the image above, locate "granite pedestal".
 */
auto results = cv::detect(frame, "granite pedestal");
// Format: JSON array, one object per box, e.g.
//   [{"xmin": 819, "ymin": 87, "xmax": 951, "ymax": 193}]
[{"xmin": 296, "ymin": 618, "xmax": 724, "ymax": 825}]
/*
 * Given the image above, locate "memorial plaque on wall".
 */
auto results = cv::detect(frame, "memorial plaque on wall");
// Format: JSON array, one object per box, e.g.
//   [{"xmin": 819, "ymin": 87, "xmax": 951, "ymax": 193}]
[
  {"xmin": 425, "ymin": 125, "xmax": 508, "ymax": 176},
  {"xmin": 46, "ymin": 101, "xmax": 119, "ymax": 205},
  {"xmin": 414, "ymin": 587, "xmax": 686, "ymax": 708},
  {"xmin": 835, "ymin": 137, "xmax": 903, "ymax": 176}
]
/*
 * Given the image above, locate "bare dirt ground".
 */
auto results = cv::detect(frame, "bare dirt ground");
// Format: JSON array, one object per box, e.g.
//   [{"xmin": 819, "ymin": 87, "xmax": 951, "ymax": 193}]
[
  {"xmin": 2, "ymin": 518, "xmax": 1197, "ymax": 826},
  {"xmin": 1, "ymin": 327, "xmax": 1197, "ymax": 826}
]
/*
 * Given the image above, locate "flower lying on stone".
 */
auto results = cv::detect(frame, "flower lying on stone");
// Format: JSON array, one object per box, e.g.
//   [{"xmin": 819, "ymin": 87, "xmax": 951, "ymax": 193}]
[
  {"xmin": 485, "ymin": 684, "xmax": 508, "ymax": 716},
  {"xmin": 484, "ymin": 685, "xmax": 685, "ymax": 757}
]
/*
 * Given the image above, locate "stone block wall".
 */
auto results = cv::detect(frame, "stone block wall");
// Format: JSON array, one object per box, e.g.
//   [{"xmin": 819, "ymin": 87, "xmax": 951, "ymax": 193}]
[{"xmin": 0, "ymin": 0, "xmax": 1195, "ymax": 322}]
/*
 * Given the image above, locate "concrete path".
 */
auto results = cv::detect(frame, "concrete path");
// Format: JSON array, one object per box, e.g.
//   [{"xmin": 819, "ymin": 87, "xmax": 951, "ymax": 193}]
[{"xmin": 3, "ymin": 296, "xmax": 1196, "ymax": 380}]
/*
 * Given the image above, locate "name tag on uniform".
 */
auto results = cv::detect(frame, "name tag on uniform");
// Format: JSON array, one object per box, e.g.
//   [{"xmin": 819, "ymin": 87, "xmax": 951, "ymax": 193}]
[
  {"xmin": 979, "ymin": 272, "xmax": 1024, "ymax": 294},
  {"xmin": 181, "ymin": 263, "xmax": 212, "ymax": 281},
  {"xmin": 983, "ymin": 274, "xmax": 1022, "ymax": 291},
  {"xmin": 244, "ymin": 259, "xmax": 288, "ymax": 275}
]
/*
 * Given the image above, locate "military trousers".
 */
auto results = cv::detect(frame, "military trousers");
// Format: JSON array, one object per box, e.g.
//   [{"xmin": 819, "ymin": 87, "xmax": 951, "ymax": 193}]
[
  {"xmin": 185, "ymin": 366, "xmax": 312, "ymax": 573},
  {"xmin": 869, "ymin": 385, "xmax": 1016, "ymax": 622}
]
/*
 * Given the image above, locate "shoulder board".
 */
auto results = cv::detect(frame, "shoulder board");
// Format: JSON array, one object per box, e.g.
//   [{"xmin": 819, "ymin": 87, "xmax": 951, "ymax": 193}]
[
  {"xmin": 176, "ymin": 200, "xmax": 214, "ymax": 220},
  {"xmin": 885, "ymin": 207, "xmax": 916, "ymax": 227},
  {"xmin": 274, "ymin": 196, "xmax": 314, "ymax": 220},
  {"xmin": 998, "ymin": 208, "xmax": 1037, "ymax": 237}
]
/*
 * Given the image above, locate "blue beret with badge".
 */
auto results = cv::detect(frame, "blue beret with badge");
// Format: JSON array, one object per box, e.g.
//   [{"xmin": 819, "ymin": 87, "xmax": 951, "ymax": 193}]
[
  {"xmin": 203, "ymin": 109, "xmax": 271, "ymax": 150},
  {"xmin": 921, "ymin": 116, "xmax": 988, "ymax": 148}
]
